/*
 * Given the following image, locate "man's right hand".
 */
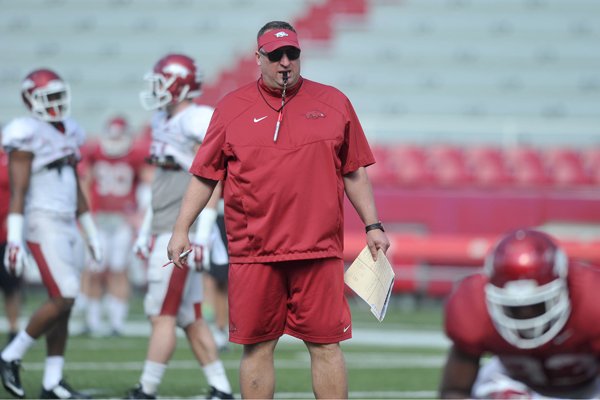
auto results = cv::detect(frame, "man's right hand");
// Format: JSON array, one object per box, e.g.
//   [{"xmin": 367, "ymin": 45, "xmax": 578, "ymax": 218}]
[
  {"xmin": 167, "ymin": 230, "xmax": 191, "ymax": 269},
  {"xmin": 5, "ymin": 213, "xmax": 28, "ymax": 277}
]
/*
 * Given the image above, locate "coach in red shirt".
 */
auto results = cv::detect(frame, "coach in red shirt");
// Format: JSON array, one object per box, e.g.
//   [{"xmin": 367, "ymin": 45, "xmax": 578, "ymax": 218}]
[{"xmin": 169, "ymin": 20, "xmax": 390, "ymax": 399}]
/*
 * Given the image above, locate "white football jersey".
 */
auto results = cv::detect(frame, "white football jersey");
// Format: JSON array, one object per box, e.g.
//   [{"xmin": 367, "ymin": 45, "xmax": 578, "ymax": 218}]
[
  {"xmin": 149, "ymin": 104, "xmax": 214, "ymax": 170},
  {"xmin": 2, "ymin": 116, "xmax": 85, "ymax": 216}
]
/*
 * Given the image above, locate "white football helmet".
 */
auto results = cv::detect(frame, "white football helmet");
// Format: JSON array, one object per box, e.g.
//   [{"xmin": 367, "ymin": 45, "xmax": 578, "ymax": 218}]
[
  {"xmin": 21, "ymin": 68, "xmax": 71, "ymax": 122},
  {"xmin": 484, "ymin": 229, "xmax": 570, "ymax": 349},
  {"xmin": 139, "ymin": 53, "xmax": 202, "ymax": 110}
]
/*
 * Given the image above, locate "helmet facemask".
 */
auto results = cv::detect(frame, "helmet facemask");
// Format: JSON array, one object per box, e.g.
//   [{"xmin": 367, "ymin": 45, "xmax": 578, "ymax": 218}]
[
  {"xmin": 24, "ymin": 79, "xmax": 71, "ymax": 122},
  {"xmin": 139, "ymin": 54, "xmax": 202, "ymax": 111},
  {"xmin": 140, "ymin": 73, "xmax": 180, "ymax": 110},
  {"xmin": 485, "ymin": 270, "xmax": 570, "ymax": 349}
]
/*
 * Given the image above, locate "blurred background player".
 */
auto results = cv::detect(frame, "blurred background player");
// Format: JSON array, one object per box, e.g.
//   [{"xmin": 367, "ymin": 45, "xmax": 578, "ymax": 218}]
[
  {"xmin": 0, "ymin": 129, "xmax": 23, "ymax": 346},
  {"xmin": 126, "ymin": 53, "xmax": 232, "ymax": 399},
  {"xmin": 439, "ymin": 229, "xmax": 600, "ymax": 399},
  {"xmin": 0, "ymin": 68, "xmax": 102, "ymax": 399},
  {"xmin": 77, "ymin": 115, "xmax": 149, "ymax": 336}
]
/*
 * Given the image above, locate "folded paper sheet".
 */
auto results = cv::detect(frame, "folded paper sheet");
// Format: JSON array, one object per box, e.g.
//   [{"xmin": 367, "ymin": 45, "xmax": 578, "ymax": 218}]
[{"xmin": 344, "ymin": 246, "xmax": 395, "ymax": 321}]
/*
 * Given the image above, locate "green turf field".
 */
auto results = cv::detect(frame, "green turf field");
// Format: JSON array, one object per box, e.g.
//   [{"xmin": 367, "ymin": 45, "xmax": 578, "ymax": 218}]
[{"xmin": 3, "ymin": 287, "xmax": 449, "ymax": 399}]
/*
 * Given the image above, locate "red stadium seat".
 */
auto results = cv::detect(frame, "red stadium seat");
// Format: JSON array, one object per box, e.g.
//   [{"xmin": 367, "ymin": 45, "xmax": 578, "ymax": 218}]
[
  {"xmin": 504, "ymin": 146, "xmax": 550, "ymax": 187},
  {"xmin": 387, "ymin": 145, "xmax": 432, "ymax": 187},
  {"xmin": 293, "ymin": 3, "xmax": 333, "ymax": 41},
  {"xmin": 465, "ymin": 146, "xmax": 513, "ymax": 187},
  {"xmin": 426, "ymin": 145, "xmax": 472, "ymax": 187},
  {"xmin": 581, "ymin": 147, "xmax": 600, "ymax": 185},
  {"xmin": 367, "ymin": 145, "xmax": 397, "ymax": 187},
  {"xmin": 543, "ymin": 148, "xmax": 592, "ymax": 187}
]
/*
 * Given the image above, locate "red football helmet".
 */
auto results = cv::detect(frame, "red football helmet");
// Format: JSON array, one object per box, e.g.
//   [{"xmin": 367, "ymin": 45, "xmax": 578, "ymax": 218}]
[
  {"xmin": 100, "ymin": 115, "xmax": 133, "ymax": 157},
  {"xmin": 139, "ymin": 53, "xmax": 202, "ymax": 110},
  {"xmin": 21, "ymin": 68, "xmax": 71, "ymax": 122},
  {"xmin": 484, "ymin": 229, "xmax": 570, "ymax": 349}
]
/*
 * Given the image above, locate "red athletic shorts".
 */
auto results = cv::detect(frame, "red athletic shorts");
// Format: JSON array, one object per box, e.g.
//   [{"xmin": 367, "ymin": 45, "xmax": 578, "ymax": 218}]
[{"xmin": 228, "ymin": 257, "xmax": 352, "ymax": 344}]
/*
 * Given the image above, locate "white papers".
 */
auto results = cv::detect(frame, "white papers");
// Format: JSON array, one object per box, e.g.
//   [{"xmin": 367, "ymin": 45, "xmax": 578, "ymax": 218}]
[{"xmin": 344, "ymin": 246, "xmax": 395, "ymax": 322}]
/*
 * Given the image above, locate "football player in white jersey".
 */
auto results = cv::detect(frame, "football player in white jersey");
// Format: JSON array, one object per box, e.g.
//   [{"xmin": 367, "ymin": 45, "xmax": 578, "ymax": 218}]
[
  {"xmin": 0, "ymin": 68, "xmax": 102, "ymax": 399},
  {"xmin": 126, "ymin": 54, "xmax": 233, "ymax": 400}
]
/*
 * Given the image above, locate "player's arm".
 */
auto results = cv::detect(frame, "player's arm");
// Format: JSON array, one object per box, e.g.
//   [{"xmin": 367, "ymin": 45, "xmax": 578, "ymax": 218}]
[
  {"xmin": 5, "ymin": 150, "xmax": 33, "ymax": 275},
  {"xmin": 439, "ymin": 345, "xmax": 481, "ymax": 399},
  {"xmin": 168, "ymin": 175, "xmax": 217, "ymax": 268},
  {"xmin": 7, "ymin": 150, "xmax": 33, "ymax": 214},
  {"xmin": 75, "ymin": 166, "xmax": 102, "ymax": 263},
  {"xmin": 75, "ymin": 166, "xmax": 91, "ymax": 216},
  {"xmin": 190, "ymin": 180, "xmax": 223, "ymax": 270},
  {"xmin": 343, "ymin": 166, "xmax": 390, "ymax": 260}
]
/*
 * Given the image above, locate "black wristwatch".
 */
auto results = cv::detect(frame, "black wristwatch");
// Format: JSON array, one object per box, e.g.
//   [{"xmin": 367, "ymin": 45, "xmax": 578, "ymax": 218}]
[{"xmin": 365, "ymin": 222, "xmax": 384, "ymax": 233}]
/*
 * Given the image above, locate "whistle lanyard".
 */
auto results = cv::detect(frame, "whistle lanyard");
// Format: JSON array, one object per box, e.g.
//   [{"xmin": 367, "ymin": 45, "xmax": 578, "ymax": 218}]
[
  {"xmin": 256, "ymin": 77, "xmax": 303, "ymax": 143},
  {"xmin": 273, "ymin": 80, "xmax": 287, "ymax": 142}
]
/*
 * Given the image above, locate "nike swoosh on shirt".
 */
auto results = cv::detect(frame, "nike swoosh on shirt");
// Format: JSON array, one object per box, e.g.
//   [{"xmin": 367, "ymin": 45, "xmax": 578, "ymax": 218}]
[
  {"xmin": 343, "ymin": 324, "xmax": 351, "ymax": 333},
  {"xmin": 254, "ymin": 116, "xmax": 268, "ymax": 123}
]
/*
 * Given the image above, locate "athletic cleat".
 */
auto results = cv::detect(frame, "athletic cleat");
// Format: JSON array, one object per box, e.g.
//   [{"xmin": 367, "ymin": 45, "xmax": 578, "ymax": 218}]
[
  {"xmin": 206, "ymin": 386, "xmax": 234, "ymax": 399},
  {"xmin": 0, "ymin": 357, "xmax": 24, "ymax": 398},
  {"xmin": 124, "ymin": 384, "xmax": 156, "ymax": 399},
  {"xmin": 40, "ymin": 379, "xmax": 91, "ymax": 399}
]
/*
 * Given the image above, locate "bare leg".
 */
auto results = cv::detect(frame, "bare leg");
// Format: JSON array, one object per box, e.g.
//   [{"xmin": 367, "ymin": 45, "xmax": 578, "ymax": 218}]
[
  {"xmin": 146, "ymin": 316, "xmax": 177, "ymax": 363},
  {"xmin": 213, "ymin": 282, "xmax": 229, "ymax": 334},
  {"xmin": 106, "ymin": 270, "xmax": 130, "ymax": 333},
  {"xmin": 4, "ymin": 289, "xmax": 22, "ymax": 334},
  {"xmin": 305, "ymin": 341, "xmax": 348, "ymax": 399},
  {"xmin": 25, "ymin": 298, "xmax": 74, "ymax": 340},
  {"xmin": 45, "ymin": 305, "xmax": 72, "ymax": 356},
  {"xmin": 184, "ymin": 318, "xmax": 218, "ymax": 366},
  {"xmin": 107, "ymin": 270, "xmax": 129, "ymax": 301},
  {"xmin": 239, "ymin": 339, "xmax": 278, "ymax": 399}
]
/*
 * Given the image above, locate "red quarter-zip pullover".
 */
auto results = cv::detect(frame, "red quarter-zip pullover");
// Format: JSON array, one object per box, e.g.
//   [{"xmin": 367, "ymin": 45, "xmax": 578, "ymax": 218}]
[{"xmin": 190, "ymin": 77, "xmax": 374, "ymax": 263}]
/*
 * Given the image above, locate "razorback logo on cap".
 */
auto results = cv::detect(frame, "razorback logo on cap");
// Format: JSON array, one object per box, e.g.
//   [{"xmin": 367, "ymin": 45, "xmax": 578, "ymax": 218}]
[{"xmin": 257, "ymin": 28, "xmax": 301, "ymax": 52}]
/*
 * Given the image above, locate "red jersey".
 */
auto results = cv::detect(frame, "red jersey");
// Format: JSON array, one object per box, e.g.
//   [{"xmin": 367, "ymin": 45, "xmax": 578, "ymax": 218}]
[
  {"xmin": 190, "ymin": 77, "xmax": 374, "ymax": 263},
  {"xmin": 0, "ymin": 148, "xmax": 9, "ymax": 242},
  {"xmin": 445, "ymin": 262, "xmax": 600, "ymax": 393},
  {"xmin": 81, "ymin": 140, "xmax": 147, "ymax": 214}
]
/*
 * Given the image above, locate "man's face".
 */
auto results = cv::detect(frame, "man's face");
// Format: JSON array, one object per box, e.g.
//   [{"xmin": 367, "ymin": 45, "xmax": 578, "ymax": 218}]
[{"xmin": 256, "ymin": 45, "xmax": 301, "ymax": 90}]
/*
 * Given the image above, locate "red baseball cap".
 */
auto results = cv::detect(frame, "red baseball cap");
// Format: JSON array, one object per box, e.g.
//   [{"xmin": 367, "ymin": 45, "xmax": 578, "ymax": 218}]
[{"xmin": 257, "ymin": 29, "xmax": 301, "ymax": 53}]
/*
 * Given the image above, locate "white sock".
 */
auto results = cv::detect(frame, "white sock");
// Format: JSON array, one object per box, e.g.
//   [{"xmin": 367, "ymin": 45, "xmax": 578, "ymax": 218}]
[
  {"xmin": 203, "ymin": 360, "xmax": 231, "ymax": 394},
  {"xmin": 86, "ymin": 299, "xmax": 103, "ymax": 333},
  {"xmin": 106, "ymin": 294, "xmax": 128, "ymax": 332},
  {"xmin": 1, "ymin": 331, "xmax": 36, "ymax": 361},
  {"xmin": 42, "ymin": 356, "xmax": 64, "ymax": 390},
  {"xmin": 140, "ymin": 360, "xmax": 166, "ymax": 395}
]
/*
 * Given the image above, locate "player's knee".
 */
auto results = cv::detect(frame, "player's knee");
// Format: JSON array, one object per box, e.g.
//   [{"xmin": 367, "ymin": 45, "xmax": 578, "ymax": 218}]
[{"xmin": 50, "ymin": 297, "xmax": 75, "ymax": 312}]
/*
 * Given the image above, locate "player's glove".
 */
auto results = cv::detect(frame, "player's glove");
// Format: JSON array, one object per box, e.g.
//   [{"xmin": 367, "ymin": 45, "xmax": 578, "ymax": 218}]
[
  {"xmin": 190, "ymin": 208, "xmax": 217, "ymax": 272},
  {"xmin": 133, "ymin": 207, "xmax": 153, "ymax": 260},
  {"xmin": 3, "ymin": 213, "xmax": 29, "ymax": 277},
  {"xmin": 79, "ymin": 212, "xmax": 103, "ymax": 264}
]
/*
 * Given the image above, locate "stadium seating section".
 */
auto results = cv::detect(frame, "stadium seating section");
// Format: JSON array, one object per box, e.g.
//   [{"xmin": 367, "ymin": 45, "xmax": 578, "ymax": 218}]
[{"xmin": 344, "ymin": 143, "xmax": 600, "ymax": 298}]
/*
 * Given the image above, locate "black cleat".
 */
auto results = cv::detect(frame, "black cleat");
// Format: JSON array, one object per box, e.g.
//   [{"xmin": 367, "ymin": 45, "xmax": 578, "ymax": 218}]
[
  {"xmin": 124, "ymin": 384, "xmax": 156, "ymax": 399},
  {"xmin": 40, "ymin": 379, "xmax": 91, "ymax": 399},
  {"xmin": 0, "ymin": 357, "xmax": 24, "ymax": 398},
  {"xmin": 206, "ymin": 386, "xmax": 234, "ymax": 399}
]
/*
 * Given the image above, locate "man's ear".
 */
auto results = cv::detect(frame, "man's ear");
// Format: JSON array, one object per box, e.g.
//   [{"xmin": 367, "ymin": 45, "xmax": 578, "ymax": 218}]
[{"xmin": 255, "ymin": 51, "xmax": 262, "ymax": 66}]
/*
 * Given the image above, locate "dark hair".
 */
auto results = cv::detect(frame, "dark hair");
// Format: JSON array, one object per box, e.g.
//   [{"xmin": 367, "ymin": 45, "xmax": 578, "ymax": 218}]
[{"xmin": 257, "ymin": 21, "xmax": 296, "ymax": 39}]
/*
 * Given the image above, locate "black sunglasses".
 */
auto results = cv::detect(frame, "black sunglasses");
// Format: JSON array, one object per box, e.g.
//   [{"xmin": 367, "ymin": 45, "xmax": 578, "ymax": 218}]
[{"xmin": 260, "ymin": 47, "xmax": 301, "ymax": 62}]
